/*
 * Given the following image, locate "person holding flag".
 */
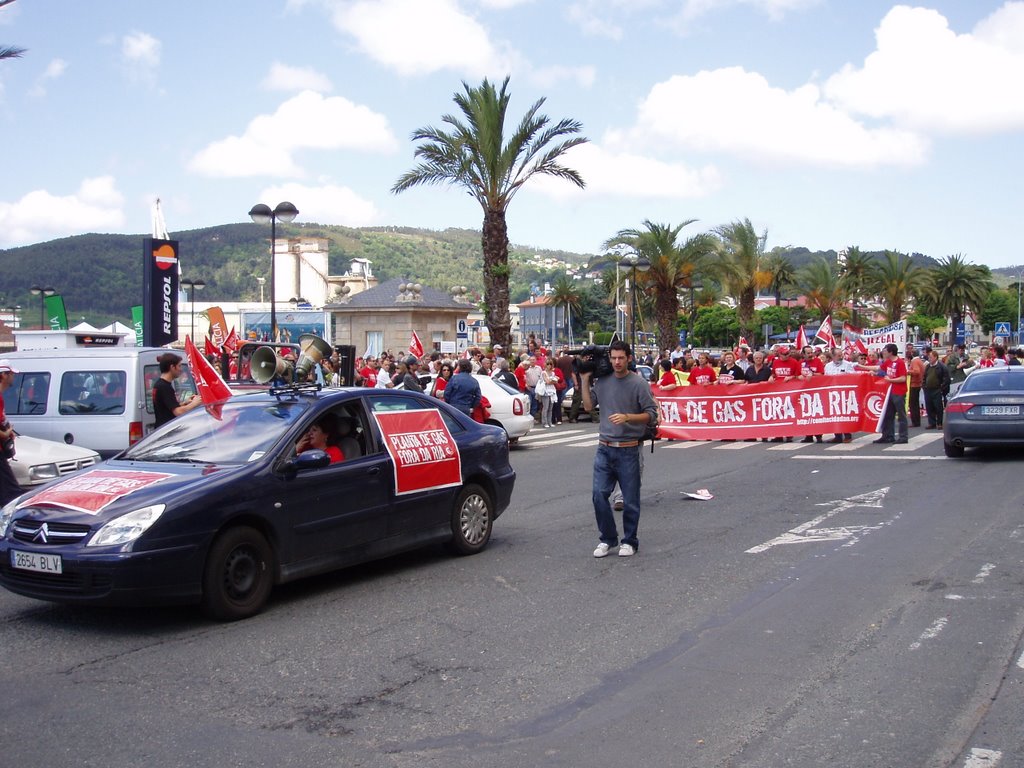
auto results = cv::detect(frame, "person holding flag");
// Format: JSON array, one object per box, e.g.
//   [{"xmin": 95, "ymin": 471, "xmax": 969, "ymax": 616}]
[
  {"xmin": 813, "ymin": 315, "xmax": 835, "ymax": 348},
  {"xmin": 409, "ymin": 330, "xmax": 425, "ymax": 359},
  {"xmin": 153, "ymin": 352, "xmax": 206, "ymax": 427}
]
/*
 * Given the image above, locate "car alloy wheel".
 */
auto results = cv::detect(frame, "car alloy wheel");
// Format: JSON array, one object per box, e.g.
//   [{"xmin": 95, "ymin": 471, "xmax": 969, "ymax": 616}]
[{"xmin": 449, "ymin": 483, "xmax": 493, "ymax": 555}]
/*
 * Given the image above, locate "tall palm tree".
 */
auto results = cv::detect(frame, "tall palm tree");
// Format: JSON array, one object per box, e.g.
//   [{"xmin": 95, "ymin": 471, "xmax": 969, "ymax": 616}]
[
  {"xmin": 868, "ymin": 250, "xmax": 927, "ymax": 323},
  {"xmin": 604, "ymin": 220, "xmax": 716, "ymax": 353},
  {"xmin": 392, "ymin": 76, "xmax": 587, "ymax": 348},
  {"xmin": 922, "ymin": 254, "xmax": 993, "ymax": 342},
  {"xmin": 0, "ymin": 0, "xmax": 24, "ymax": 62},
  {"xmin": 797, "ymin": 257, "xmax": 849, "ymax": 321},
  {"xmin": 838, "ymin": 246, "xmax": 874, "ymax": 326},
  {"xmin": 713, "ymin": 218, "xmax": 772, "ymax": 342},
  {"xmin": 764, "ymin": 250, "xmax": 796, "ymax": 306},
  {"xmin": 548, "ymin": 274, "xmax": 581, "ymax": 346}
]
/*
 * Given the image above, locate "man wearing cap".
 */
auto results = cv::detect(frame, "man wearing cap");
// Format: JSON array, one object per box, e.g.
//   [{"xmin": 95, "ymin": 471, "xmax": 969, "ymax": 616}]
[
  {"xmin": 492, "ymin": 344, "xmax": 506, "ymax": 370},
  {"xmin": 0, "ymin": 360, "xmax": 22, "ymax": 504},
  {"xmin": 400, "ymin": 356, "xmax": 424, "ymax": 392}
]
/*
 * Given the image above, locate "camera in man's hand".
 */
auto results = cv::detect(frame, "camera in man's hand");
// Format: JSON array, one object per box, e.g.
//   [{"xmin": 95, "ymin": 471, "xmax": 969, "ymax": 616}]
[{"xmin": 567, "ymin": 345, "xmax": 614, "ymax": 378}]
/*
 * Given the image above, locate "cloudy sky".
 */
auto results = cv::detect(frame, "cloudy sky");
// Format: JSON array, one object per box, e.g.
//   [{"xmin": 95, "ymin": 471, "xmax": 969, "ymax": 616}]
[{"xmin": 1, "ymin": 0, "xmax": 1022, "ymax": 269}]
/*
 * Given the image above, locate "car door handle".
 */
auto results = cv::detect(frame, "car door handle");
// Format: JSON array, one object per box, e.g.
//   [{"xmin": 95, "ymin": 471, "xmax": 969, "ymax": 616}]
[{"xmin": 366, "ymin": 466, "xmax": 380, "ymax": 475}]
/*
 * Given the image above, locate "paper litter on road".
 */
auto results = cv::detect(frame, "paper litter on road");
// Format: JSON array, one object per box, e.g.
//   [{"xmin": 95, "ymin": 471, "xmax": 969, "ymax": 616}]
[{"xmin": 683, "ymin": 489, "xmax": 714, "ymax": 500}]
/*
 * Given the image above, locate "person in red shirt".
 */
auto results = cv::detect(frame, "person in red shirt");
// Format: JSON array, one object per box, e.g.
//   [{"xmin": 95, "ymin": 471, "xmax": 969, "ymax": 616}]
[
  {"xmin": 689, "ymin": 352, "xmax": 717, "ymax": 386},
  {"xmin": 857, "ymin": 342, "xmax": 908, "ymax": 444},
  {"xmin": 770, "ymin": 345, "xmax": 801, "ymax": 381},
  {"xmin": 295, "ymin": 413, "xmax": 345, "ymax": 463},
  {"xmin": 358, "ymin": 358, "xmax": 378, "ymax": 387},
  {"xmin": 656, "ymin": 358, "xmax": 679, "ymax": 390},
  {"xmin": 800, "ymin": 345, "xmax": 826, "ymax": 443}
]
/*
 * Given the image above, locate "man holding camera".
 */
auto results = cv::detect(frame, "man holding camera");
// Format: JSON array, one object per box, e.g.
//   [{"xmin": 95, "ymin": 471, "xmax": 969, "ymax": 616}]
[
  {"xmin": 580, "ymin": 340, "xmax": 659, "ymax": 558},
  {"xmin": 0, "ymin": 360, "xmax": 21, "ymax": 505}
]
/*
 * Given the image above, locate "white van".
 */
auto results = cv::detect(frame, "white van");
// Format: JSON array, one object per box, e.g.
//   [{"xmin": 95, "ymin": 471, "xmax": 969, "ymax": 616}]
[{"xmin": 1, "ymin": 348, "xmax": 197, "ymax": 457}]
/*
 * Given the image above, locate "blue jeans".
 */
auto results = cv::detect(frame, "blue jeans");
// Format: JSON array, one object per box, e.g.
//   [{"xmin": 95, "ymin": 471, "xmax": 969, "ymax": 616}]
[
  {"xmin": 881, "ymin": 393, "xmax": 908, "ymax": 440},
  {"xmin": 592, "ymin": 444, "xmax": 642, "ymax": 549}
]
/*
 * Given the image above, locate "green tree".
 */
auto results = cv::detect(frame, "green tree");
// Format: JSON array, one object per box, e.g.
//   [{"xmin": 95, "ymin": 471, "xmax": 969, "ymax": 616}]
[
  {"xmin": 713, "ymin": 218, "xmax": 772, "ymax": 343},
  {"xmin": 1, "ymin": 0, "xmax": 24, "ymax": 61},
  {"xmin": 797, "ymin": 257, "xmax": 848, "ymax": 320},
  {"xmin": 839, "ymin": 246, "xmax": 874, "ymax": 326},
  {"xmin": 764, "ymin": 249, "xmax": 796, "ymax": 306},
  {"xmin": 604, "ymin": 220, "xmax": 716, "ymax": 354},
  {"xmin": 978, "ymin": 289, "xmax": 1016, "ymax": 336},
  {"xmin": 921, "ymin": 254, "xmax": 993, "ymax": 343},
  {"xmin": 868, "ymin": 250, "xmax": 927, "ymax": 323},
  {"xmin": 692, "ymin": 304, "xmax": 739, "ymax": 348},
  {"xmin": 392, "ymin": 76, "xmax": 587, "ymax": 348},
  {"xmin": 548, "ymin": 274, "xmax": 582, "ymax": 345}
]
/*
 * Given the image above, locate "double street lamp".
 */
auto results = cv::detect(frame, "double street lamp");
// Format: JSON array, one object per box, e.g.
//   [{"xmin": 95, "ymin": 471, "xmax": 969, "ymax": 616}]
[
  {"xmin": 248, "ymin": 201, "xmax": 299, "ymax": 342},
  {"xmin": 181, "ymin": 279, "xmax": 206, "ymax": 339},
  {"xmin": 623, "ymin": 253, "xmax": 650, "ymax": 354},
  {"xmin": 29, "ymin": 286, "xmax": 55, "ymax": 330}
]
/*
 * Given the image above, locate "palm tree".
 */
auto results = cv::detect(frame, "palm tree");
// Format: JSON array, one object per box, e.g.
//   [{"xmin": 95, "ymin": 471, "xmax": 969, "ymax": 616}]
[
  {"xmin": 838, "ymin": 246, "xmax": 874, "ymax": 326},
  {"xmin": 797, "ymin": 257, "xmax": 849, "ymax": 321},
  {"xmin": 868, "ymin": 250, "xmax": 927, "ymax": 323},
  {"xmin": 392, "ymin": 77, "xmax": 587, "ymax": 348},
  {"xmin": 604, "ymin": 220, "xmax": 716, "ymax": 353},
  {"xmin": 764, "ymin": 250, "xmax": 796, "ymax": 306},
  {"xmin": 923, "ymin": 254, "xmax": 993, "ymax": 343},
  {"xmin": 713, "ymin": 218, "xmax": 772, "ymax": 342},
  {"xmin": 548, "ymin": 274, "xmax": 581, "ymax": 346},
  {"xmin": 0, "ymin": 0, "xmax": 24, "ymax": 62}
]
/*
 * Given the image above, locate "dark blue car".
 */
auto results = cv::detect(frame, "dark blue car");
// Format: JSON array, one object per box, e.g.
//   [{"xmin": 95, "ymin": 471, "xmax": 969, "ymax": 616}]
[{"xmin": 0, "ymin": 386, "xmax": 515, "ymax": 620}]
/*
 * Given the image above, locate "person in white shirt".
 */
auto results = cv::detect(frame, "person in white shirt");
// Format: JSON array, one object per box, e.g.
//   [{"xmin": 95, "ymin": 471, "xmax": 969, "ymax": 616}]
[{"xmin": 824, "ymin": 348, "xmax": 858, "ymax": 443}]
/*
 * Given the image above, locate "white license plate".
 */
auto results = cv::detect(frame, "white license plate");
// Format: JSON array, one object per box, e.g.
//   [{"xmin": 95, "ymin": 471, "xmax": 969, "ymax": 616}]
[
  {"xmin": 10, "ymin": 550, "xmax": 63, "ymax": 575},
  {"xmin": 983, "ymin": 405, "xmax": 1020, "ymax": 415}
]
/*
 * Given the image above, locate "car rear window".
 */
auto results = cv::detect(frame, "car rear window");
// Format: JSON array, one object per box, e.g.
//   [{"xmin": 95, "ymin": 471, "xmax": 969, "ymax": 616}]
[
  {"xmin": 2, "ymin": 372, "xmax": 51, "ymax": 415},
  {"xmin": 959, "ymin": 371, "xmax": 1024, "ymax": 394},
  {"xmin": 58, "ymin": 371, "xmax": 127, "ymax": 415}
]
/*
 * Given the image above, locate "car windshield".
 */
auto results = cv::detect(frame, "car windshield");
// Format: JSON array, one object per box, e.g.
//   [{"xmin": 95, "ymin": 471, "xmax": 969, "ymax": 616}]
[
  {"xmin": 123, "ymin": 399, "xmax": 309, "ymax": 464},
  {"xmin": 959, "ymin": 371, "xmax": 1024, "ymax": 395}
]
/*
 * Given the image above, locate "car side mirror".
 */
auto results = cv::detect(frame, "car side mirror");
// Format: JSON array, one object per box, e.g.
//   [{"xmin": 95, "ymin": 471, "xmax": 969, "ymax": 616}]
[{"xmin": 284, "ymin": 449, "xmax": 331, "ymax": 473}]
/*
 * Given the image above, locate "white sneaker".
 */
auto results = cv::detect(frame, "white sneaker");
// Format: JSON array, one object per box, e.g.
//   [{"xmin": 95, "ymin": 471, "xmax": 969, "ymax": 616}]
[
  {"xmin": 593, "ymin": 543, "xmax": 613, "ymax": 558},
  {"xmin": 618, "ymin": 543, "xmax": 635, "ymax": 557}
]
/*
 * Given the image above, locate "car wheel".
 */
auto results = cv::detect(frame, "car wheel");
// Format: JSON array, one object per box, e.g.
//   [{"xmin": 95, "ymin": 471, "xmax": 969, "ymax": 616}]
[
  {"xmin": 449, "ymin": 483, "xmax": 493, "ymax": 555},
  {"xmin": 201, "ymin": 526, "xmax": 274, "ymax": 621},
  {"xmin": 943, "ymin": 441, "xmax": 964, "ymax": 458}
]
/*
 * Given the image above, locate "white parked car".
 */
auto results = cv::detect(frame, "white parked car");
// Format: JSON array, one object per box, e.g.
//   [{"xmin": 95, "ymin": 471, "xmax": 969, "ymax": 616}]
[
  {"xmin": 427, "ymin": 374, "xmax": 533, "ymax": 443},
  {"xmin": 8, "ymin": 433, "xmax": 101, "ymax": 490}
]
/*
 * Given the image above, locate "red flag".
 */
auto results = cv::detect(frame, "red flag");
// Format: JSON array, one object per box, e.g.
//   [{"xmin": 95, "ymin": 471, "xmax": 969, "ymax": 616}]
[
  {"xmin": 223, "ymin": 327, "xmax": 239, "ymax": 353},
  {"xmin": 409, "ymin": 330, "xmax": 424, "ymax": 358},
  {"xmin": 794, "ymin": 325, "xmax": 808, "ymax": 350},
  {"xmin": 204, "ymin": 336, "xmax": 219, "ymax": 357},
  {"xmin": 738, "ymin": 336, "xmax": 749, "ymax": 348},
  {"xmin": 813, "ymin": 316, "xmax": 835, "ymax": 348},
  {"xmin": 185, "ymin": 335, "xmax": 233, "ymax": 419}
]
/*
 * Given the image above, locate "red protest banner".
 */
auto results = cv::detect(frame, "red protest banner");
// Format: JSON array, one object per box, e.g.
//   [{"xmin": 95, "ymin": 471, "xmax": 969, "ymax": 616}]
[
  {"xmin": 19, "ymin": 469, "xmax": 173, "ymax": 515},
  {"xmin": 653, "ymin": 374, "xmax": 890, "ymax": 441},
  {"xmin": 372, "ymin": 409, "xmax": 462, "ymax": 495}
]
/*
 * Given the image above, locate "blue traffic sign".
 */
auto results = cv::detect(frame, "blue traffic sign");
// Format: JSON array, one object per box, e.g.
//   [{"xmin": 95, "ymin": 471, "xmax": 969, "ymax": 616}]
[{"xmin": 994, "ymin": 322, "xmax": 1011, "ymax": 337}]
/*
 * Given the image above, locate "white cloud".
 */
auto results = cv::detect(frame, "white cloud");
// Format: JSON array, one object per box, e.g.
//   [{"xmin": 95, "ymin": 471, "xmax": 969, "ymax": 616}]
[
  {"xmin": 258, "ymin": 181, "xmax": 381, "ymax": 227},
  {"xmin": 566, "ymin": 3, "xmax": 623, "ymax": 40},
  {"xmin": 28, "ymin": 58, "xmax": 67, "ymax": 98},
  {"xmin": 532, "ymin": 142, "xmax": 723, "ymax": 200},
  {"xmin": 262, "ymin": 62, "xmax": 333, "ymax": 93},
  {"xmin": 632, "ymin": 67, "xmax": 928, "ymax": 169},
  {"xmin": 529, "ymin": 64, "xmax": 596, "ymax": 89},
  {"xmin": 188, "ymin": 90, "xmax": 399, "ymax": 178},
  {"xmin": 0, "ymin": 177, "xmax": 126, "ymax": 248},
  {"xmin": 121, "ymin": 31, "xmax": 161, "ymax": 85},
  {"xmin": 825, "ymin": 4, "xmax": 1024, "ymax": 135},
  {"xmin": 677, "ymin": 0, "xmax": 821, "ymax": 24},
  {"xmin": 476, "ymin": 0, "xmax": 533, "ymax": 7},
  {"xmin": 328, "ymin": 0, "xmax": 516, "ymax": 77}
]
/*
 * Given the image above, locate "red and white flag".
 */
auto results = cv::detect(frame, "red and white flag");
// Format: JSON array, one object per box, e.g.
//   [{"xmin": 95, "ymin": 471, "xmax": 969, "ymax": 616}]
[
  {"xmin": 813, "ymin": 316, "xmax": 836, "ymax": 348},
  {"xmin": 203, "ymin": 336, "xmax": 219, "ymax": 357},
  {"xmin": 409, "ymin": 330, "xmax": 424, "ymax": 358},
  {"xmin": 794, "ymin": 325, "xmax": 808, "ymax": 350},
  {"xmin": 223, "ymin": 327, "xmax": 239, "ymax": 353},
  {"xmin": 738, "ymin": 336, "xmax": 749, "ymax": 348},
  {"xmin": 185, "ymin": 335, "xmax": 233, "ymax": 419}
]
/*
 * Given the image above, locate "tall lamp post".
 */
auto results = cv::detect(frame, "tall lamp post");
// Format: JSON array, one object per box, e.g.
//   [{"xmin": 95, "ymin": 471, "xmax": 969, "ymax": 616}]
[
  {"xmin": 180, "ymin": 279, "xmax": 205, "ymax": 339},
  {"xmin": 29, "ymin": 286, "xmax": 55, "ymax": 330},
  {"xmin": 623, "ymin": 254, "xmax": 650, "ymax": 354},
  {"xmin": 248, "ymin": 201, "xmax": 299, "ymax": 342},
  {"xmin": 1016, "ymin": 269, "xmax": 1023, "ymax": 347}
]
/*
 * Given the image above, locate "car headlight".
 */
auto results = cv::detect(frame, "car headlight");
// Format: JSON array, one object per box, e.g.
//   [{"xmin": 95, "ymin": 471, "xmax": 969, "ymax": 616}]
[
  {"xmin": 27, "ymin": 463, "xmax": 60, "ymax": 484},
  {"xmin": 0, "ymin": 498, "xmax": 19, "ymax": 538},
  {"xmin": 88, "ymin": 504, "xmax": 166, "ymax": 548}
]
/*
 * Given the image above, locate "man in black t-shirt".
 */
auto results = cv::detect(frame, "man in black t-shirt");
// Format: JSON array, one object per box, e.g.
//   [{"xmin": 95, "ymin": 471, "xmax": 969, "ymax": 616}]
[{"xmin": 153, "ymin": 353, "xmax": 203, "ymax": 427}]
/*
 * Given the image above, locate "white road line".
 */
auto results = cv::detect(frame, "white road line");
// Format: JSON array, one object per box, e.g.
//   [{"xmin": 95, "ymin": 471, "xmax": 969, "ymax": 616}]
[
  {"xmin": 661, "ymin": 441, "xmax": 707, "ymax": 449},
  {"xmin": 746, "ymin": 488, "xmax": 889, "ymax": 553},
  {"xmin": 793, "ymin": 455, "xmax": 945, "ymax": 461},
  {"xmin": 766, "ymin": 441, "xmax": 815, "ymax": 451},
  {"xmin": 972, "ymin": 563, "xmax": 996, "ymax": 584},
  {"xmin": 964, "ymin": 748, "xmax": 1002, "ymax": 766},
  {"xmin": 824, "ymin": 434, "xmax": 877, "ymax": 451},
  {"xmin": 909, "ymin": 617, "xmax": 948, "ymax": 650},
  {"xmin": 712, "ymin": 441, "xmax": 760, "ymax": 450},
  {"xmin": 1017, "ymin": 650, "xmax": 1024, "ymax": 669},
  {"xmin": 884, "ymin": 432, "xmax": 945, "ymax": 452},
  {"xmin": 519, "ymin": 429, "xmax": 587, "ymax": 443}
]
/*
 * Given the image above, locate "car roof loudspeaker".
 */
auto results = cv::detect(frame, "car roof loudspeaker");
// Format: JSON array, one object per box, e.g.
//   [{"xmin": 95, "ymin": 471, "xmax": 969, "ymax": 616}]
[
  {"xmin": 296, "ymin": 334, "xmax": 333, "ymax": 382},
  {"xmin": 251, "ymin": 345, "xmax": 292, "ymax": 384}
]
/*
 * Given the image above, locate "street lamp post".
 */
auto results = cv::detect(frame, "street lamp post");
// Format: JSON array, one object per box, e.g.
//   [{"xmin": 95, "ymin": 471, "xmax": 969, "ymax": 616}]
[
  {"xmin": 180, "ymin": 279, "xmax": 206, "ymax": 339},
  {"xmin": 623, "ymin": 254, "xmax": 650, "ymax": 354},
  {"xmin": 29, "ymin": 286, "xmax": 56, "ymax": 330},
  {"xmin": 248, "ymin": 201, "xmax": 299, "ymax": 342},
  {"xmin": 1017, "ymin": 269, "xmax": 1023, "ymax": 347}
]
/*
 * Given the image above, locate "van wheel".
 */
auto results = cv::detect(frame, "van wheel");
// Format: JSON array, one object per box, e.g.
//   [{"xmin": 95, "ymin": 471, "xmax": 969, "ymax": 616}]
[
  {"xmin": 201, "ymin": 526, "xmax": 274, "ymax": 621},
  {"xmin": 449, "ymin": 484, "xmax": 493, "ymax": 555}
]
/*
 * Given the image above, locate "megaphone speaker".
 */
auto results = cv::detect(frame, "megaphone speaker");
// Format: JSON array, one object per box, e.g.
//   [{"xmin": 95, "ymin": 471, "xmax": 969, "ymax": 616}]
[
  {"xmin": 251, "ymin": 346, "xmax": 292, "ymax": 384},
  {"xmin": 296, "ymin": 334, "xmax": 333, "ymax": 381}
]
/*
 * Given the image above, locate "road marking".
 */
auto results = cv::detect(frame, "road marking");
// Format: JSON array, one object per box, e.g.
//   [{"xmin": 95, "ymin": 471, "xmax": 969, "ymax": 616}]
[
  {"xmin": 825, "ymin": 434, "xmax": 878, "ymax": 451},
  {"xmin": 519, "ymin": 429, "xmax": 587, "ymax": 443},
  {"xmin": 522, "ymin": 433, "xmax": 597, "ymax": 447},
  {"xmin": 661, "ymin": 441, "xmax": 707, "ymax": 449},
  {"xmin": 909, "ymin": 617, "xmax": 948, "ymax": 650},
  {"xmin": 964, "ymin": 748, "xmax": 1002, "ymax": 766},
  {"xmin": 712, "ymin": 441, "xmax": 759, "ymax": 450},
  {"xmin": 746, "ymin": 488, "xmax": 890, "ymax": 553},
  {"xmin": 972, "ymin": 563, "xmax": 996, "ymax": 584},
  {"xmin": 793, "ymin": 455, "xmax": 945, "ymax": 461},
  {"xmin": 766, "ymin": 441, "xmax": 815, "ymax": 451},
  {"xmin": 1017, "ymin": 650, "xmax": 1024, "ymax": 669},
  {"xmin": 884, "ymin": 432, "xmax": 944, "ymax": 452}
]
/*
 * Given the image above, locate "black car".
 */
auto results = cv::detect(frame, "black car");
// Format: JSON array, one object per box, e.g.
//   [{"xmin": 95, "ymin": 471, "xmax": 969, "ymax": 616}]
[
  {"xmin": 0, "ymin": 386, "xmax": 516, "ymax": 620},
  {"xmin": 943, "ymin": 367, "xmax": 1024, "ymax": 457}
]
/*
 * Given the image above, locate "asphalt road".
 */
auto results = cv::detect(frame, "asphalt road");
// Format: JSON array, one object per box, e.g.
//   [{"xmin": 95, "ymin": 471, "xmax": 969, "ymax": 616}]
[{"xmin": 1, "ymin": 422, "xmax": 1023, "ymax": 768}]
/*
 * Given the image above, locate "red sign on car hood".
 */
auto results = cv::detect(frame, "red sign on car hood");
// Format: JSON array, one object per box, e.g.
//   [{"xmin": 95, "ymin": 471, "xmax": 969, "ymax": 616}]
[{"xmin": 19, "ymin": 469, "xmax": 174, "ymax": 515}]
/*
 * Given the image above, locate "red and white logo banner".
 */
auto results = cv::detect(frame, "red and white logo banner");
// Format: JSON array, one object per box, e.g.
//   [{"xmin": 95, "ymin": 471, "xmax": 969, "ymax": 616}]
[
  {"xmin": 653, "ymin": 375, "xmax": 890, "ymax": 440},
  {"xmin": 373, "ymin": 409, "xmax": 462, "ymax": 495},
  {"xmin": 20, "ymin": 469, "xmax": 173, "ymax": 515}
]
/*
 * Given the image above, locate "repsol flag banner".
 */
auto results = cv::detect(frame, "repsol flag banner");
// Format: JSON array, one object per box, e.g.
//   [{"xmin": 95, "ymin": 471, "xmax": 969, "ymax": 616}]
[
  {"xmin": 652, "ymin": 375, "xmax": 890, "ymax": 441},
  {"xmin": 843, "ymin": 320, "xmax": 906, "ymax": 354},
  {"xmin": 142, "ymin": 238, "xmax": 179, "ymax": 347},
  {"xmin": 372, "ymin": 409, "xmax": 462, "ymax": 495}
]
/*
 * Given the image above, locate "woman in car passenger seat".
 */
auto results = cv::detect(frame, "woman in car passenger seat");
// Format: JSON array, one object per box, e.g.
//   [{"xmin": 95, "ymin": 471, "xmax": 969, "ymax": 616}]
[{"xmin": 295, "ymin": 413, "xmax": 345, "ymax": 463}]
